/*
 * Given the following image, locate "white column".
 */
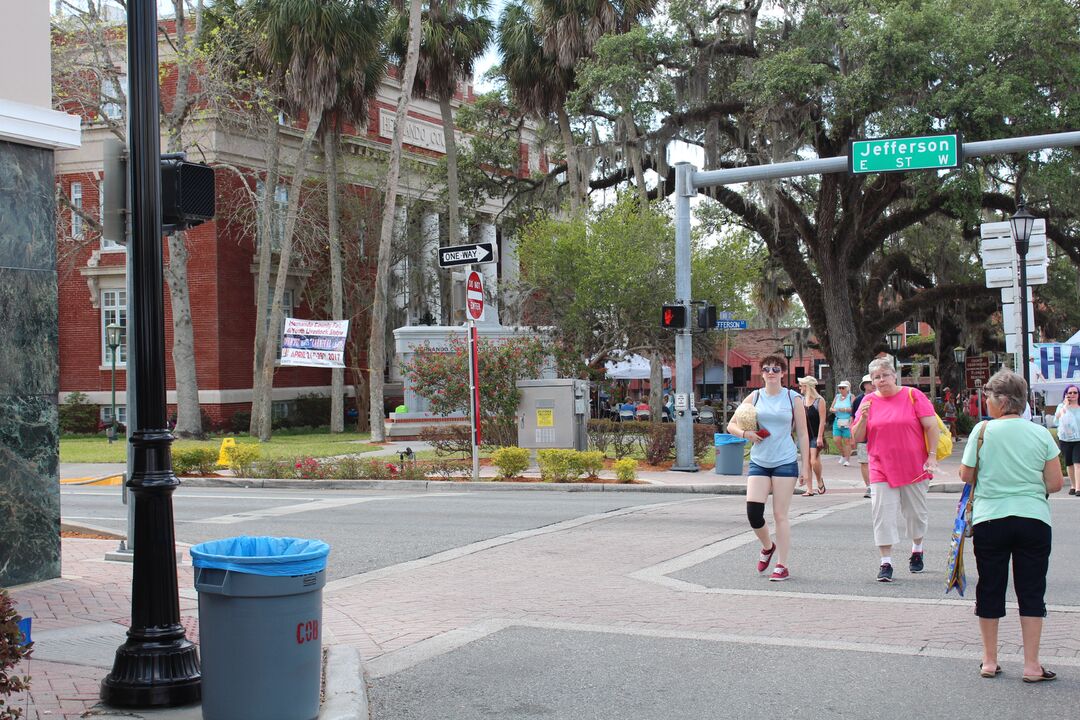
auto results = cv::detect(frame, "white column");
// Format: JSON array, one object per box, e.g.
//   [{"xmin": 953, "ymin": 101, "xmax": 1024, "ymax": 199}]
[
  {"xmin": 478, "ymin": 220, "xmax": 500, "ymax": 326},
  {"xmin": 420, "ymin": 211, "xmax": 441, "ymax": 321},
  {"xmin": 498, "ymin": 221, "xmax": 520, "ymax": 325},
  {"xmin": 390, "ymin": 205, "xmax": 408, "ymax": 317}
]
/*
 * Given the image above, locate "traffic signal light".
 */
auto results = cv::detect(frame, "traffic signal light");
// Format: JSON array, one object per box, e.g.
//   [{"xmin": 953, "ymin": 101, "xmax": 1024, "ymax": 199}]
[
  {"xmin": 697, "ymin": 304, "xmax": 717, "ymax": 330},
  {"xmin": 660, "ymin": 304, "xmax": 687, "ymax": 329},
  {"xmin": 160, "ymin": 155, "xmax": 215, "ymax": 231}
]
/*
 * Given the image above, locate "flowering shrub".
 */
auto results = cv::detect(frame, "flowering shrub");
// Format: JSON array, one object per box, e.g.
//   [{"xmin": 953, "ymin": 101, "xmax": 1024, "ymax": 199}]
[
  {"xmin": 573, "ymin": 451, "xmax": 605, "ymax": 479},
  {"xmin": 402, "ymin": 335, "xmax": 547, "ymax": 421},
  {"xmin": 294, "ymin": 457, "xmax": 326, "ymax": 479},
  {"xmin": 224, "ymin": 444, "xmax": 261, "ymax": 476},
  {"xmin": 173, "ymin": 448, "xmax": 219, "ymax": 475},
  {"xmin": 537, "ymin": 449, "xmax": 577, "ymax": 482}
]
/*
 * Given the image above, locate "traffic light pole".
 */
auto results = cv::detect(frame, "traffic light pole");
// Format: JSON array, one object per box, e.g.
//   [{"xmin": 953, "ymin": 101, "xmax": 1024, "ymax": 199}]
[
  {"xmin": 672, "ymin": 164, "xmax": 697, "ymax": 471},
  {"xmin": 670, "ymin": 131, "xmax": 1080, "ymax": 474}
]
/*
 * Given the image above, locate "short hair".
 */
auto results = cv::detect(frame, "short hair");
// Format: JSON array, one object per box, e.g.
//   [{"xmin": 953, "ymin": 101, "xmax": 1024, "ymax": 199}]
[
  {"xmin": 867, "ymin": 356, "xmax": 895, "ymax": 376},
  {"xmin": 760, "ymin": 354, "xmax": 786, "ymax": 371},
  {"xmin": 982, "ymin": 369, "xmax": 1028, "ymax": 415}
]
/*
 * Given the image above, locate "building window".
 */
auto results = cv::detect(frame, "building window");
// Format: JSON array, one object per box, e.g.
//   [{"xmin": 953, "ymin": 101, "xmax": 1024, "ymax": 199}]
[
  {"xmin": 255, "ymin": 181, "xmax": 289, "ymax": 251},
  {"xmin": 271, "ymin": 401, "xmax": 290, "ymax": 421},
  {"xmin": 904, "ymin": 319, "xmax": 920, "ymax": 335},
  {"xmin": 101, "ymin": 288, "xmax": 127, "ymax": 365},
  {"xmin": 263, "ymin": 287, "xmax": 294, "ymax": 359},
  {"xmin": 71, "ymin": 182, "xmax": 83, "ymax": 238},
  {"xmin": 101, "ymin": 73, "xmax": 127, "ymax": 121},
  {"xmin": 100, "ymin": 405, "xmax": 127, "ymax": 426}
]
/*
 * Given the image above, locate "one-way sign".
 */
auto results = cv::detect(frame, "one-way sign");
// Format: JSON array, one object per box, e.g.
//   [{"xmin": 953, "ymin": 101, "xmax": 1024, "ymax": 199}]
[{"xmin": 438, "ymin": 242, "xmax": 496, "ymax": 268}]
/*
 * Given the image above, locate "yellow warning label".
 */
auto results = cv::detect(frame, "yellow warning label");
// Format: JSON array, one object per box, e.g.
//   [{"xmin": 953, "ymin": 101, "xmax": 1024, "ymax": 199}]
[
  {"xmin": 536, "ymin": 408, "xmax": 554, "ymax": 428},
  {"xmin": 217, "ymin": 437, "xmax": 238, "ymax": 467}
]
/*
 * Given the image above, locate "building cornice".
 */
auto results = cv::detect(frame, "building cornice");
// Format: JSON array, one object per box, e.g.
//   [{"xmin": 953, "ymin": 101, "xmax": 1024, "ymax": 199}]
[{"xmin": 0, "ymin": 99, "xmax": 81, "ymax": 150}]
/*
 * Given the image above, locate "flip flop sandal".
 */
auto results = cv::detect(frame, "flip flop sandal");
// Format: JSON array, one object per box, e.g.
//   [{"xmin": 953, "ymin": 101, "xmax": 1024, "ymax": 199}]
[
  {"xmin": 817, "ymin": 481, "xmax": 827, "ymax": 494},
  {"xmin": 1022, "ymin": 667, "xmax": 1056, "ymax": 683},
  {"xmin": 979, "ymin": 665, "xmax": 1002, "ymax": 678},
  {"xmin": 802, "ymin": 490, "xmax": 817, "ymax": 496}
]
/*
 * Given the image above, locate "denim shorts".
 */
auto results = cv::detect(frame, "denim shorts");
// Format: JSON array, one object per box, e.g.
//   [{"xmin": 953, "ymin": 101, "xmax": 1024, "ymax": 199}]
[{"xmin": 747, "ymin": 461, "xmax": 799, "ymax": 478}]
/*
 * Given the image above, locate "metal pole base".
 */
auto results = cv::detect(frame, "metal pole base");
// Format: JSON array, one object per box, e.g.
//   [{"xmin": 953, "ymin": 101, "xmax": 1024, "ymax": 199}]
[
  {"xmin": 100, "ymin": 636, "xmax": 201, "ymax": 707},
  {"xmin": 671, "ymin": 464, "xmax": 700, "ymax": 473}
]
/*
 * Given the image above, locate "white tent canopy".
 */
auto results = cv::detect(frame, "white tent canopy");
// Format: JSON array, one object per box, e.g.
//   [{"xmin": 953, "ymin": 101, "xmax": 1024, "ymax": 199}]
[{"xmin": 604, "ymin": 354, "xmax": 672, "ymax": 380}]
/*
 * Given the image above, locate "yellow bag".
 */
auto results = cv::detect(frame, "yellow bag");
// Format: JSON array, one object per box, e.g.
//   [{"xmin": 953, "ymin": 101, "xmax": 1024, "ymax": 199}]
[{"xmin": 909, "ymin": 389, "xmax": 953, "ymax": 460}]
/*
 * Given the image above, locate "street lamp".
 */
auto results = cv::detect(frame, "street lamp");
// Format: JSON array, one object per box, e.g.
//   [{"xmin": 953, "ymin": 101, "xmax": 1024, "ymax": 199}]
[
  {"xmin": 886, "ymin": 330, "xmax": 903, "ymax": 378},
  {"xmin": 1010, "ymin": 203, "xmax": 1036, "ymax": 389},
  {"xmin": 106, "ymin": 323, "xmax": 122, "ymax": 443},
  {"xmin": 100, "ymin": 0, "xmax": 200, "ymax": 707},
  {"xmin": 782, "ymin": 342, "xmax": 794, "ymax": 387}
]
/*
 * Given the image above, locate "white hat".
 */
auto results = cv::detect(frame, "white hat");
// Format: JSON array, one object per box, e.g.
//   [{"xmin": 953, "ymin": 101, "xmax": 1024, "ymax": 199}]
[
  {"xmin": 838, "ymin": 380, "xmax": 851, "ymax": 388},
  {"xmin": 861, "ymin": 374, "xmax": 873, "ymax": 384},
  {"xmin": 797, "ymin": 375, "xmax": 818, "ymax": 386}
]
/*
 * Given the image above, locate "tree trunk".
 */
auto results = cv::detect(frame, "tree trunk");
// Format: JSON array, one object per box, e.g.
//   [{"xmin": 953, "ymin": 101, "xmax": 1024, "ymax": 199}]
[
  {"xmin": 164, "ymin": 230, "xmax": 203, "ymax": 437},
  {"xmin": 556, "ymin": 106, "xmax": 581, "ymax": 214},
  {"xmin": 439, "ymin": 94, "xmax": 461, "ymax": 246},
  {"xmin": 257, "ymin": 111, "xmax": 322, "ymax": 441},
  {"xmin": 624, "ymin": 113, "xmax": 648, "ymax": 206},
  {"xmin": 368, "ymin": 0, "xmax": 423, "ymax": 442},
  {"xmin": 648, "ymin": 349, "xmax": 663, "ymax": 422},
  {"xmin": 250, "ymin": 120, "xmax": 282, "ymax": 434},
  {"xmin": 325, "ymin": 128, "xmax": 344, "ymax": 432}
]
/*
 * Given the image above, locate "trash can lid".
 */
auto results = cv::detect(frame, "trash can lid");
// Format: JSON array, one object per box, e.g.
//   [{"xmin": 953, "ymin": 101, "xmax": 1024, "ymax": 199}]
[
  {"xmin": 714, "ymin": 433, "xmax": 747, "ymax": 445},
  {"xmin": 191, "ymin": 536, "xmax": 330, "ymax": 576}
]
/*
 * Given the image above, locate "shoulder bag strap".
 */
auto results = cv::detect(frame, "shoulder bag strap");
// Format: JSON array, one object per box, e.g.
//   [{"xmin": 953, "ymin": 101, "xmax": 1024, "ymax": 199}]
[{"xmin": 965, "ymin": 422, "xmax": 990, "ymax": 515}]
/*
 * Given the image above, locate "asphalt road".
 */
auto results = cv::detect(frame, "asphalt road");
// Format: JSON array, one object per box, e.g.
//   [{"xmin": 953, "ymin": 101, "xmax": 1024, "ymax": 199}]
[{"xmin": 60, "ymin": 486, "xmax": 681, "ymax": 579}]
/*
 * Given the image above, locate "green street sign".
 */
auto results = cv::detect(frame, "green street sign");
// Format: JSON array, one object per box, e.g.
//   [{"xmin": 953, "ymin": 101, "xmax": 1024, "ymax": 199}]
[{"xmin": 849, "ymin": 133, "xmax": 961, "ymax": 174}]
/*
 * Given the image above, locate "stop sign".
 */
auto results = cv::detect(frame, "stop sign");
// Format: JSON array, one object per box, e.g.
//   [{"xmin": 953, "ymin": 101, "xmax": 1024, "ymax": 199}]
[{"xmin": 466, "ymin": 270, "xmax": 484, "ymax": 321}]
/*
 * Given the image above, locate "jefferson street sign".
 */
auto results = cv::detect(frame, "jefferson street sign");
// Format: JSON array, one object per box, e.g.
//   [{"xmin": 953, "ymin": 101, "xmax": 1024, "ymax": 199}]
[
  {"xmin": 849, "ymin": 133, "xmax": 960, "ymax": 174},
  {"xmin": 716, "ymin": 319, "xmax": 747, "ymax": 330},
  {"xmin": 438, "ymin": 242, "xmax": 496, "ymax": 268}
]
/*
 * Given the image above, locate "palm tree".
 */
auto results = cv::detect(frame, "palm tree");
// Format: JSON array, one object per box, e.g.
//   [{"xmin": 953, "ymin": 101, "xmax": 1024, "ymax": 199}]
[
  {"xmin": 246, "ymin": 0, "xmax": 386, "ymax": 440},
  {"xmin": 369, "ymin": 0, "xmax": 424, "ymax": 441},
  {"xmin": 387, "ymin": 1, "xmax": 493, "ymax": 247}
]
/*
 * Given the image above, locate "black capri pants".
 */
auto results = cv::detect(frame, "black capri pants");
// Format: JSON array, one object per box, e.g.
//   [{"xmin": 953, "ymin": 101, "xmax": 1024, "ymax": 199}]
[
  {"xmin": 972, "ymin": 515, "xmax": 1052, "ymax": 619},
  {"xmin": 1060, "ymin": 439, "xmax": 1080, "ymax": 466}
]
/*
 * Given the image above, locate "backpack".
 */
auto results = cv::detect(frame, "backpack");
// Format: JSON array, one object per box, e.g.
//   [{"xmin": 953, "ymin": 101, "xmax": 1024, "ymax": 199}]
[{"xmin": 909, "ymin": 388, "xmax": 953, "ymax": 460}]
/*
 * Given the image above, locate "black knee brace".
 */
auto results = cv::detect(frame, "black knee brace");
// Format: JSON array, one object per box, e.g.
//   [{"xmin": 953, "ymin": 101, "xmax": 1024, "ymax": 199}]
[{"xmin": 747, "ymin": 501, "xmax": 766, "ymax": 529}]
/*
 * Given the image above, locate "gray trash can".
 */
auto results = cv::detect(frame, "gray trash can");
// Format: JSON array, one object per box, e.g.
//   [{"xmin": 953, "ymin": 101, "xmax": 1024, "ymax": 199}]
[
  {"xmin": 714, "ymin": 433, "xmax": 747, "ymax": 475},
  {"xmin": 191, "ymin": 536, "xmax": 330, "ymax": 720}
]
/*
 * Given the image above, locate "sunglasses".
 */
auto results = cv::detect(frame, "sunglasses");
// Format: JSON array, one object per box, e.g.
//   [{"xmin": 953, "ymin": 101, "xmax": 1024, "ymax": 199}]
[
  {"xmin": 1068, "ymin": 391, "xmax": 1079, "ymax": 396},
  {"xmin": 761, "ymin": 365, "xmax": 783, "ymax": 373}
]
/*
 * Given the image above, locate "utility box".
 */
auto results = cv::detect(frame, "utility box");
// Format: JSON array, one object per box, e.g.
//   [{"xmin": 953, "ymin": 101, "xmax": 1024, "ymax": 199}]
[{"xmin": 516, "ymin": 379, "xmax": 589, "ymax": 451}]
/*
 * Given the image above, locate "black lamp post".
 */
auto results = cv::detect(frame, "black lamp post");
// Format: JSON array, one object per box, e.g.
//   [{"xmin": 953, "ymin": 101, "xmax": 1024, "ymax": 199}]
[
  {"xmin": 953, "ymin": 346, "xmax": 967, "ymax": 407},
  {"xmin": 782, "ymin": 342, "xmax": 794, "ymax": 388},
  {"xmin": 106, "ymin": 323, "xmax": 122, "ymax": 443},
  {"xmin": 100, "ymin": 0, "xmax": 200, "ymax": 707},
  {"xmin": 887, "ymin": 330, "xmax": 903, "ymax": 379},
  {"xmin": 1010, "ymin": 203, "xmax": 1036, "ymax": 389}
]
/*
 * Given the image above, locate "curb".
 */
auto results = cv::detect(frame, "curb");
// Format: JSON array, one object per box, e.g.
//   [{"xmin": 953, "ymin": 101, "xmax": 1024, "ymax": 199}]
[
  {"xmin": 178, "ymin": 476, "xmax": 749, "ymax": 494},
  {"xmin": 320, "ymin": 645, "xmax": 368, "ymax": 720}
]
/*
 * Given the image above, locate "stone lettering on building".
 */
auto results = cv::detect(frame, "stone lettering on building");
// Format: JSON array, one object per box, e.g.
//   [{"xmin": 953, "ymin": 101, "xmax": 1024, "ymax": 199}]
[{"xmin": 379, "ymin": 109, "xmax": 447, "ymax": 154}]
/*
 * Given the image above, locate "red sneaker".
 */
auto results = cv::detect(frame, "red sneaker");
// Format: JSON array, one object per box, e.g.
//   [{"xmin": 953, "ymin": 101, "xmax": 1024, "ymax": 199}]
[
  {"xmin": 769, "ymin": 564, "xmax": 789, "ymax": 582},
  {"xmin": 757, "ymin": 543, "xmax": 777, "ymax": 573}
]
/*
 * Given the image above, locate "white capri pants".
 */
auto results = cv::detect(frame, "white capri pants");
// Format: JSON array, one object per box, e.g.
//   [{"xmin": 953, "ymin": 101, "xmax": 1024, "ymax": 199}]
[{"xmin": 870, "ymin": 480, "xmax": 929, "ymax": 547}]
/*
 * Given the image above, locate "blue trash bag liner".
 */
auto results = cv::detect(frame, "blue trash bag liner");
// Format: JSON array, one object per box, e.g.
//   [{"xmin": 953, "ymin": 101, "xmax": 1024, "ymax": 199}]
[
  {"xmin": 714, "ymin": 433, "xmax": 747, "ymax": 446},
  {"xmin": 190, "ymin": 536, "xmax": 330, "ymax": 576}
]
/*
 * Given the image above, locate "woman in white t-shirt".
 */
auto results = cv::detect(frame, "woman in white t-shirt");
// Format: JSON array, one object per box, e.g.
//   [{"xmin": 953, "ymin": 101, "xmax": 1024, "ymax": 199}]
[{"xmin": 1054, "ymin": 384, "xmax": 1080, "ymax": 495}]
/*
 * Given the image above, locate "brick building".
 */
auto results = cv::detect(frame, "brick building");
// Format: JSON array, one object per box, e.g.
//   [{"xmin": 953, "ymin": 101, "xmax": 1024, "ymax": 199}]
[{"xmin": 53, "ymin": 17, "xmax": 545, "ymax": 430}]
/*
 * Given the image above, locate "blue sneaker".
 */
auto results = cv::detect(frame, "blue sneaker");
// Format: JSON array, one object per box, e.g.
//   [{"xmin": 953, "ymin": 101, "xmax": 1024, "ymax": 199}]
[{"xmin": 877, "ymin": 563, "xmax": 894, "ymax": 582}]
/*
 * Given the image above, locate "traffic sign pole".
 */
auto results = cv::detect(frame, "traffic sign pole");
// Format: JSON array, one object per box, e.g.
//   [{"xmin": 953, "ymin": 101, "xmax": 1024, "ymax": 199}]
[{"xmin": 467, "ymin": 315, "xmax": 480, "ymax": 482}]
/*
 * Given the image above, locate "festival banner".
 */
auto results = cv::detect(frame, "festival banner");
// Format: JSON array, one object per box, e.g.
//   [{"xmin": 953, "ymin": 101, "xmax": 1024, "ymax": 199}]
[{"xmin": 280, "ymin": 318, "xmax": 349, "ymax": 368}]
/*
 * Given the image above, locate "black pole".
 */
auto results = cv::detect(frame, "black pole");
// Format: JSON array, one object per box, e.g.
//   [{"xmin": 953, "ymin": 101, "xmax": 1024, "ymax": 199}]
[
  {"xmin": 101, "ymin": 0, "xmax": 201, "ymax": 707},
  {"xmin": 1018, "ymin": 250, "xmax": 1031, "ymax": 388}
]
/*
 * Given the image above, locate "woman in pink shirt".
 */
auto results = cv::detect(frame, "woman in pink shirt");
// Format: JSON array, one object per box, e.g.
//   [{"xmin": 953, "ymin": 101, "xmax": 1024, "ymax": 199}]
[{"xmin": 852, "ymin": 356, "xmax": 940, "ymax": 582}]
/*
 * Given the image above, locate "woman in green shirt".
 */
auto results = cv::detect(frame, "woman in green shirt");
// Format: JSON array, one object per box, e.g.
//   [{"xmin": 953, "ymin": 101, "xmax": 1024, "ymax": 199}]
[{"xmin": 960, "ymin": 370, "xmax": 1063, "ymax": 682}]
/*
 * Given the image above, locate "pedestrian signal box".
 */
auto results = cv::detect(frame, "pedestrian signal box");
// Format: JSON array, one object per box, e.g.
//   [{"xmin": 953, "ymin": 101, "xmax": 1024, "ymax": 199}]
[{"xmin": 660, "ymin": 304, "xmax": 687, "ymax": 329}]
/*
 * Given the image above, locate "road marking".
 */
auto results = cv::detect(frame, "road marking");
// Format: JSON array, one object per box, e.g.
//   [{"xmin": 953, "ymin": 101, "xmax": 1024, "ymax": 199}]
[
  {"xmin": 365, "ymin": 617, "xmax": 1080, "ymax": 678},
  {"xmin": 628, "ymin": 499, "xmax": 1080, "ymax": 614},
  {"xmin": 198, "ymin": 493, "xmax": 468, "ymax": 524}
]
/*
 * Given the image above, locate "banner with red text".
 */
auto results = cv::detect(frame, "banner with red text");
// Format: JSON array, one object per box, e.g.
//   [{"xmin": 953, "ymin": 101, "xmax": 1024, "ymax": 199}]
[{"xmin": 280, "ymin": 318, "xmax": 349, "ymax": 368}]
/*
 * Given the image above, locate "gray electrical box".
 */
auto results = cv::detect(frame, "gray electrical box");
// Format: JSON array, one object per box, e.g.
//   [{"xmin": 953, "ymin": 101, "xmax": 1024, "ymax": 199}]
[{"xmin": 516, "ymin": 379, "xmax": 590, "ymax": 451}]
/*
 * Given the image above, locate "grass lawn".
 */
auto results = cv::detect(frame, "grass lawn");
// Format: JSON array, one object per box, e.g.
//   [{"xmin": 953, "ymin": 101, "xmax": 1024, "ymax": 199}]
[{"xmin": 60, "ymin": 431, "xmax": 380, "ymax": 463}]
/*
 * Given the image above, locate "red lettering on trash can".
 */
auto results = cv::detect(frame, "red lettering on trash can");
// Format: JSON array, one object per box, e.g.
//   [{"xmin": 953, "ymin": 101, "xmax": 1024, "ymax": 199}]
[{"xmin": 296, "ymin": 619, "xmax": 319, "ymax": 644}]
